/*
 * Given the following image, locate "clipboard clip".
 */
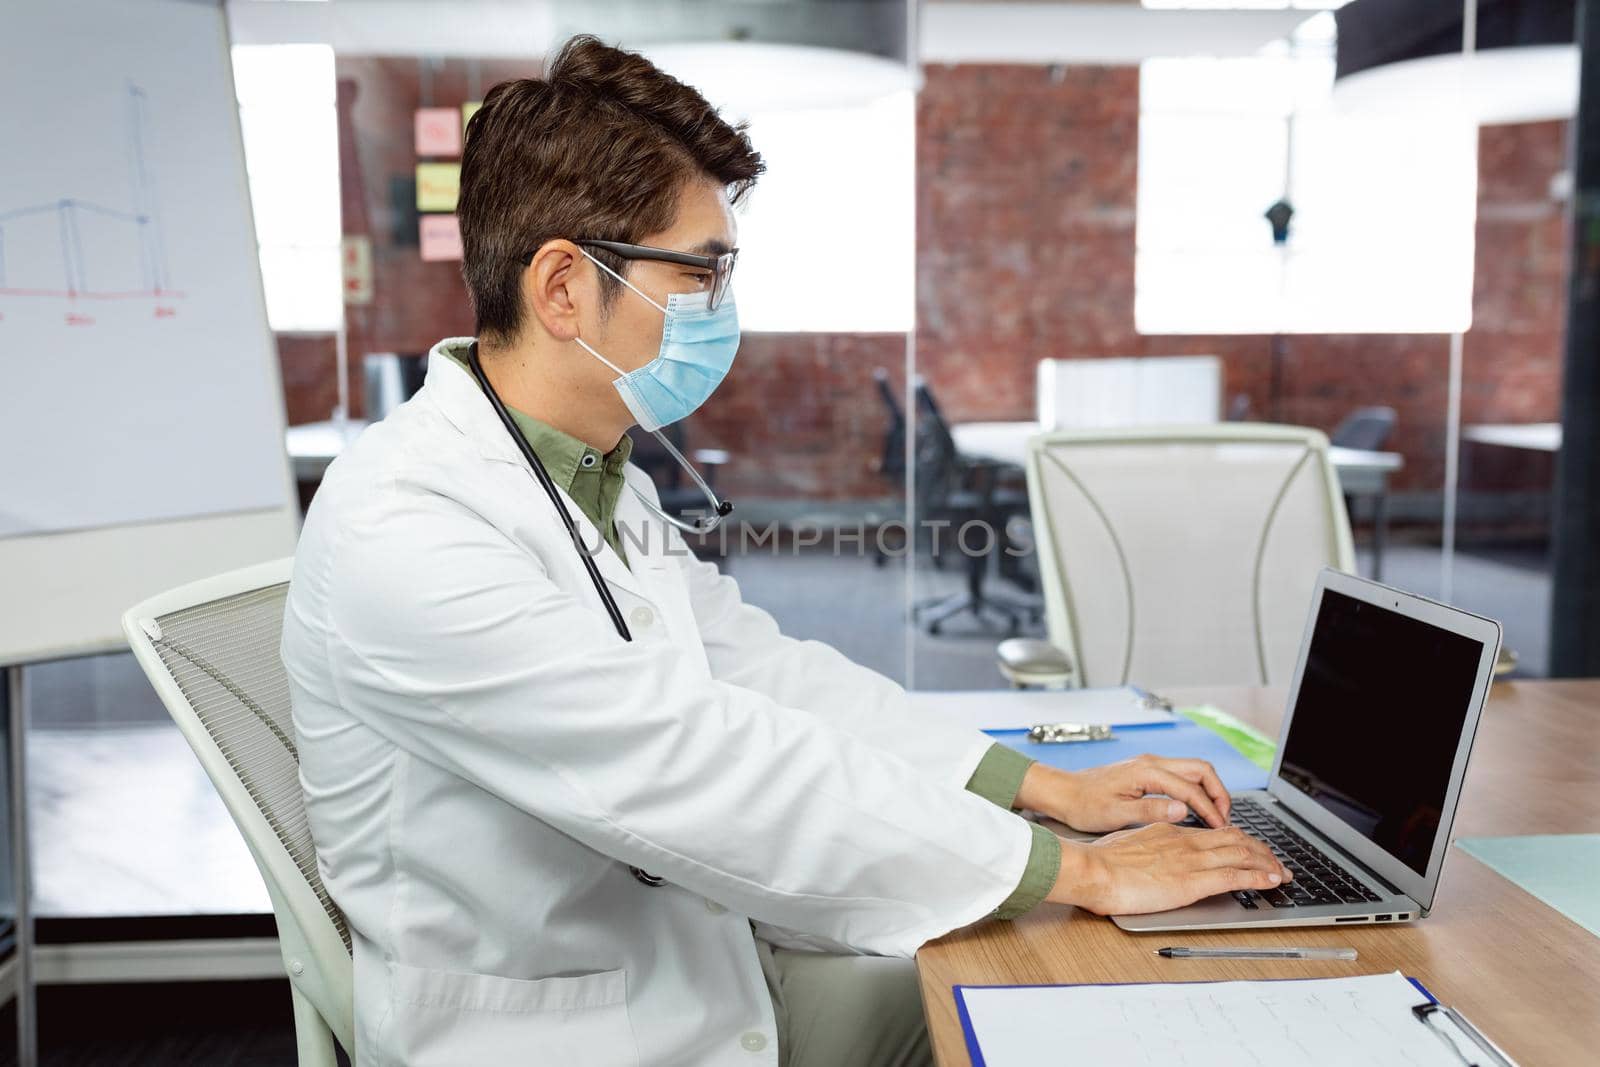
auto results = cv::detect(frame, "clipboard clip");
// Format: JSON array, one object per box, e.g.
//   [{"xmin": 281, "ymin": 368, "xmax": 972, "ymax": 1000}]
[
  {"xmin": 1027, "ymin": 722, "xmax": 1115, "ymax": 744},
  {"xmin": 1133, "ymin": 689, "xmax": 1174, "ymax": 713},
  {"xmin": 1411, "ymin": 1002, "xmax": 1514, "ymax": 1067}
]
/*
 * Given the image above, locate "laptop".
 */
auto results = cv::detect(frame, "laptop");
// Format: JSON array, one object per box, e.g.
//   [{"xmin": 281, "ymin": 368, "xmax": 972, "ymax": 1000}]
[{"xmin": 1114, "ymin": 568, "xmax": 1502, "ymax": 932}]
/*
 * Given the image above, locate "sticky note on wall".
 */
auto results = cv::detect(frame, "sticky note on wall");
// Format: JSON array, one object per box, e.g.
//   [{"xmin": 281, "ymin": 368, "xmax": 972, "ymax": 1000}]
[
  {"xmin": 342, "ymin": 235, "xmax": 374, "ymax": 303},
  {"xmin": 420, "ymin": 214, "xmax": 463, "ymax": 262},
  {"xmin": 415, "ymin": 107, "xmax": 462, "ymax": 157},
  {"xmin": 416, "ymin": 163, "xmax": 460, "ymax": 212}
]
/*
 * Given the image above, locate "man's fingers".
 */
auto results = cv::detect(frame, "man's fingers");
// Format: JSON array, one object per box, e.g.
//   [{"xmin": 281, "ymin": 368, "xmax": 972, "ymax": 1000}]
[
  {"xmin": 1147, "ymin": 769, "xmax": 1225, "ymax": 828},
  {"xmin": 1190, "ymin": 866, "xmax": 1285, "ymax": 900},
  {"xmin": 1187, "ymin": 827, "xmax": 1290, "ymax": 877},
  {"xmin": 1155, "ymin": 758, "xmax": 1232, "ymax": 821},
  {"xmin": 1193, "ymin": 842, "xmax": 1284, "ymax": 875},
  {"xmin": 1131, "ymin": 796, "xmax": 1190, "ymax": 825}
]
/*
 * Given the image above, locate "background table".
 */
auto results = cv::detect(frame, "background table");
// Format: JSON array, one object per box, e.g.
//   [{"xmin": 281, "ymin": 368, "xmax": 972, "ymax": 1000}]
[
  {"xmin": 951, "ymin": 421, "xmax": 1404, "ymax": 579},
  {"xmin": 1462, "ymin": 422, "xmax": 1563, "ymax": 453},
  {"xmin": 285, "ymin": 417, "xmax": 370, "ymax": 482},
  {"xmin": 916, "ymin": 680, "xmax": 1600, "ymax": 1066}
]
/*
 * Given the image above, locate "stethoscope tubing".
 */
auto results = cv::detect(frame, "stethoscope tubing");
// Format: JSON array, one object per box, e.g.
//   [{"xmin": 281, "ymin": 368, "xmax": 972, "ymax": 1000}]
[
  {"xmin": 467, "ymin": 343, "xmax": 634, "ymax": 641},
  {"xmin": 467, "ymin": 342, "xmax": 681, "ymax": 888}
]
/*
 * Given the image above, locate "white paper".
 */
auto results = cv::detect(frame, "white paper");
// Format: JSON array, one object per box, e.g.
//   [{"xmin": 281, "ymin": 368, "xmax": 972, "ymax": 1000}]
[
  {"xmin": 957, "ymin": 971, "xmax": 1511, "ymax": 1067},
  {"xmin": 909, "ymin": 687, "xmax": 1176, "ymax": 732}
]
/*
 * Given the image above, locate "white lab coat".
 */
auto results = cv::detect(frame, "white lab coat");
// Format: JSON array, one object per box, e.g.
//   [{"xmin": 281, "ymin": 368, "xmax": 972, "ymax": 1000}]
[{"xmin": 280, "ymin": 339, "xmax": 1035, "ymax": 1067}]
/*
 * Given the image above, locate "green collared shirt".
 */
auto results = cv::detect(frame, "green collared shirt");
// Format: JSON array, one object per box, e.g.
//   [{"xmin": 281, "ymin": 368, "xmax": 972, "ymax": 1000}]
[
  {"xmin": 962, "ymin": 746, "xmax": 1061, "ymax": 919},
  {"xmin": 447, "ymin": 341, "xmax": 1056, "ymax": 920},
  {"xmin": 445, "ymin": 343, "xmax": 633, "ymax": 562}
]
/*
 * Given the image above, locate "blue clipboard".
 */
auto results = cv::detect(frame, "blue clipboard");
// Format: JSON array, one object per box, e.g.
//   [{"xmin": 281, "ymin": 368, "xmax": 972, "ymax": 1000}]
[
  {"xmin": 953, "ymin": 975, "xmax": 1442, "ymax": 1067},
  {"xmin": 985, "ymin": 720, "xmax": 1270, "ymax": 794}
]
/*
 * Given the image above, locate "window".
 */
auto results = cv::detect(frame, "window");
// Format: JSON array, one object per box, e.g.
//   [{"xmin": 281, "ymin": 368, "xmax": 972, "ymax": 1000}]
[
  {"xmin": 1136, "ymin": 17, "xmax": 1477, "ymax": 334},
  {"xmin": 731, "ymin": 89, "xmax": 915, "ymax": 333},
  {"xmin": 232, "ymin": 44, "xmax": 342, "ymax": 332}
]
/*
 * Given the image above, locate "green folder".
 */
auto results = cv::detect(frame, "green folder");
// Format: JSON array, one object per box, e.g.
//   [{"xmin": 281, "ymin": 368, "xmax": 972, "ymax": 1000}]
[{"xmin": 1177, "ymin": 704, "xmax": 1278, "ymax": 771}]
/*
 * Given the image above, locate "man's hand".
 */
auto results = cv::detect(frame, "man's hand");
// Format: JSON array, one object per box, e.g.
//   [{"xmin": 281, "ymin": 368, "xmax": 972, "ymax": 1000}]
[
  {"xmin": 1047, "ymin": 823, "xmax": 1291, "ymax": 915},
  {"xmin": 1015, "ymin": 755, "xmax": 1233, "ymax": 833}
]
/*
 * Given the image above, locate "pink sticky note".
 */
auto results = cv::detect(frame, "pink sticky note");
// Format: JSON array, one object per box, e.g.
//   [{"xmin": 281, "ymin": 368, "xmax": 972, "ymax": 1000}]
[
  {"xmin": 415, "ymin": 107, "xmax": 463, "ymax": 157},
  {"xmin": 420, "ymin": 214, "xmax": 463, "ymax": 262}
]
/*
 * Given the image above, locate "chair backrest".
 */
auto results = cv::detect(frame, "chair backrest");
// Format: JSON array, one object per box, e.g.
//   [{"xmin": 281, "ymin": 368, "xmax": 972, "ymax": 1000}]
[
  {"xmin": 872, "ymin": 367, "xmax": 906, "ymax": 483},
  {"xmin": 1330, "ymin": 405, "xmax": 1397, "ymax": 451},
  {"xmin": 1037, "ymin": 356, "xmax": 1222, "ymax": 430},
  {"xmin": 1025, "ymin": 425, "xmax": 1355, "ymax": 689},
  {"xmin": 912, "ymin": 379, "xmax": 968, "ymax": 512},
  {"xmin": 122, "ymin": 559, "xmax": 354, "ymax": 1057}
]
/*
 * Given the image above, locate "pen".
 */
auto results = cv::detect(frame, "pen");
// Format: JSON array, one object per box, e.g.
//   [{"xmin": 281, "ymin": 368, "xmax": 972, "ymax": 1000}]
[{"xmin": 1156, "ymin": 946, "xmax": 1357, "ymax": 960}]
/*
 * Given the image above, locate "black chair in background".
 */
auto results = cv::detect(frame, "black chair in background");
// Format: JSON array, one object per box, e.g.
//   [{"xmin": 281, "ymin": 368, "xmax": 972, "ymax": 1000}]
[
  {"xmin": 1330, "ymin": 405, "xmax": 1397, "ymax": 577},
  {"xmin": 872, "ymin": 368, "xmax": 906, "ymax": 486},
  {"xmin": 870, "ymin": 368, "xmax": 909, "ymax": 567},
  {"xmin": 1331, "ymin": 406, "xmax": 1397, "ymax": 452},
  {"xmin": 910, "ymin": 380, "xmax": 1036, "ymax": 635}
]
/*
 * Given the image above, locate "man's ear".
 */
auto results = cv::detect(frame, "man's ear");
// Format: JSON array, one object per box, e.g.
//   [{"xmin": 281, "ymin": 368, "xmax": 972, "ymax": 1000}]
[{"xmin": 521, "ymin": 239, "xmax": 586, "ymax": 342}]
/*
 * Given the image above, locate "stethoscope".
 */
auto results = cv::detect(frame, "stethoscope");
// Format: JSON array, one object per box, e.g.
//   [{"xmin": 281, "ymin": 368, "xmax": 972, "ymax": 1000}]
[{"xmin": 467, "ymin": 341, "xmax": 732, "ymax": 887}]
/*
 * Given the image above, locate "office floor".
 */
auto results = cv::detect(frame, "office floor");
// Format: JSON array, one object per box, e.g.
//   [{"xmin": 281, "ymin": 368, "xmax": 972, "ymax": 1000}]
[{"xmin": 12, "ymin": 538, "xmax": 1551, "ymax": 1061}]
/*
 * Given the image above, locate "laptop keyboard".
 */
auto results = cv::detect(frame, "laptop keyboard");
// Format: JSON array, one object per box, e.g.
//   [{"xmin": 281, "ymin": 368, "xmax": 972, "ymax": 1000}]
[{"xmin": 1190, "ymin": 798, "xmax": 1384, "ymax": 910}]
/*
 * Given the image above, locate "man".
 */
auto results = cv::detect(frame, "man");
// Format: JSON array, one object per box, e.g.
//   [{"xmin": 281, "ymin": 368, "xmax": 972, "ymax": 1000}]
[{"xmin": 281, "ymin": 36, "xmax": 1288, "ymax": 1067}]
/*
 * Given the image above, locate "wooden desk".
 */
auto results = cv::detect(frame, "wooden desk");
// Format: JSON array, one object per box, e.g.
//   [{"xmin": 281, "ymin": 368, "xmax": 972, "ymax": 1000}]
[{"xmin": 917, "ymin": 680, "xmax": 1600, "ymax": 1065}]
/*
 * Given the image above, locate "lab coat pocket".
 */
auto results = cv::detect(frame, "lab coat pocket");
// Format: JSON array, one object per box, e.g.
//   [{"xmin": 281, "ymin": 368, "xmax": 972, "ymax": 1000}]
[{"xmin": 387, "ymin": 961, "xmax": 639, "ymax": 1067}]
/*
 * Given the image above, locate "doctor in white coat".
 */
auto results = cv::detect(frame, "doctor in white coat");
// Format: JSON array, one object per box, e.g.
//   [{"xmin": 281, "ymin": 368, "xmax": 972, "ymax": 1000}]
[{"xmin": 281, "ymin": 36, "xmax": 1289, "ymax": 1067}]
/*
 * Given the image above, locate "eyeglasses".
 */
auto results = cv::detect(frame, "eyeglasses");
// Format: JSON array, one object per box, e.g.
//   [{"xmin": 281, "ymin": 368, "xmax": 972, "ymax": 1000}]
[{"xmin": 575, "ymin": 239, "xmax": 739, "ymax": 311}]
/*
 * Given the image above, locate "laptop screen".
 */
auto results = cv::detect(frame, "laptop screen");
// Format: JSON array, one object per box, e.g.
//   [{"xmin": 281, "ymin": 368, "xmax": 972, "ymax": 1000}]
[{"xmin": 1277, "ymin": 588, "xmax": 1485, "ymax": 877}]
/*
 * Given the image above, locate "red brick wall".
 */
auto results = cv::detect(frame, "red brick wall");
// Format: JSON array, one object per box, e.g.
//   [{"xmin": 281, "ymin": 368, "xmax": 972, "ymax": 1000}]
[
  {"xmin": 279, "ymin": 59, "xmax": 1569, "ymax": 504},
  {"xmin": 1464, "ymin": 120, "xmax": 1569, "ymax": 490},
  {"xmin": 916, "ymin": 64, "xmax": 1570, "ymax": 495}
]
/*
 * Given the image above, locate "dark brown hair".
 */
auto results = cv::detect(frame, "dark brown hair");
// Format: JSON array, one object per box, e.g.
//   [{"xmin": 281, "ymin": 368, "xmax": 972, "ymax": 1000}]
[{"xmin": 458, "ymin": 35, "xmax": 764, "ymax": 344}]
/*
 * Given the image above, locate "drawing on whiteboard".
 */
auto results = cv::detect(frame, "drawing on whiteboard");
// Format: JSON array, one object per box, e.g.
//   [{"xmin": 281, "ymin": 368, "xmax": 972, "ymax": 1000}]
[{"xmin": 0, "ymin": 82, "xmax": 185, "ymax": 303}]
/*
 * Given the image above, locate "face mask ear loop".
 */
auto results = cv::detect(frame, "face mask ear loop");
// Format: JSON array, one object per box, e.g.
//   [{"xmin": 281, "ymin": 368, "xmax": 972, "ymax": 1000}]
[
  {"xmin": 573, "ymin": 336, "xmax": 628, "ymax": 376},
  {"xmin": 578, "ymin": 246, "xmax": 669, "ymax": 314}
]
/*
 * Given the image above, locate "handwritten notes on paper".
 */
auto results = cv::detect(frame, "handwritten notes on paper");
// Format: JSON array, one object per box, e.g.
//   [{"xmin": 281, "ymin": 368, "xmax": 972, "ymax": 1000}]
[{"xmin": 956, "ymin": 972, "xmax": 1484, "ymax": 1067}]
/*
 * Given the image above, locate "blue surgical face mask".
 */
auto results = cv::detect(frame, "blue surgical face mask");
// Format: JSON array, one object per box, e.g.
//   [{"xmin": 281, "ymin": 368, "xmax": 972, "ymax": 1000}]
[{"xmin": 574, "ymin": 248, "xmax": 740, "ymax": 432}]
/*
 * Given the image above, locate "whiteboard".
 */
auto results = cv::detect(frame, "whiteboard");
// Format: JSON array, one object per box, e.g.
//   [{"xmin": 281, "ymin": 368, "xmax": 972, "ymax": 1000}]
[{"xmin": 0, "ymin": 0, "xmax": 298, "ymax": 665}]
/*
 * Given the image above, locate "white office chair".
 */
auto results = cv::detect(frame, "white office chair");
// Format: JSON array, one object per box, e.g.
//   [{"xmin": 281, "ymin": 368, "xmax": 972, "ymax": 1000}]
[
  {"xmin": 122, "ymin": 558, "xmax": 354, "ymax": 1067},
  {"xmin": 998, "ymin": 425, "xmax": 1355, "ymax": 690}
]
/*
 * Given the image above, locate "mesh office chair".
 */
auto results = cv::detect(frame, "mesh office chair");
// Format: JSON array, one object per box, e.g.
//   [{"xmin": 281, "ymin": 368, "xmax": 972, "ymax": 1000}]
[
  {"xmin": 122, "ymin": 559, "xmax": 354, "ymax": 1067},
  {"xmin": 998, "ymin": 425, "xmax": 1355, "ymax": 690}
]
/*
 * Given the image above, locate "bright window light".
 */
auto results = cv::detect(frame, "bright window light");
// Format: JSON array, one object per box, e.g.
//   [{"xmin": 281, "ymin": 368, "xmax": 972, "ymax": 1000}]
[
  {"xmin": 644, "ymin": 43, "xmax": 915, "ymax": 334},
  {"xmin": 232, "ymin": 44, "xmax": 342, "ymax": 332},
  {"xmin": 1136, "ymin": 47, "xmax": 1476, "ymax": 335},
  {"xmin": 733, "ymin": 90, "xmax": 914, "ymax": 333}
]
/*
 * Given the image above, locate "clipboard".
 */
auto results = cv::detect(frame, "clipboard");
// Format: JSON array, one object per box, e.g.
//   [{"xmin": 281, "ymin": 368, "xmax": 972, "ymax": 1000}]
[{"xmin": 952, "ymin": 972, "xmax": 1518, "ymax": 1067}]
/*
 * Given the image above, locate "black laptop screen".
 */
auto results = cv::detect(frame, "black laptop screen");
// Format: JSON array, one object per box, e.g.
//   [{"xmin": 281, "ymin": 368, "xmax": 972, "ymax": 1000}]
[{"xmin": 1277, "ymin": 589, "xmax": 1484, "ymax": 877}]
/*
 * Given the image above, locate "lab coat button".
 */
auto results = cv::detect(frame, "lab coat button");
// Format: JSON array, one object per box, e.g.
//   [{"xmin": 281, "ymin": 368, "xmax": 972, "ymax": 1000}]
[
  {"xmin": 705, "ymin": 899, "xmax": 726, "ymax": 914},
  {"xmin": 739, "ymin": 1031, "xmax": 767, "ymax": 1052},
  {"xmin": 630, "ymin": 606, "xmax": 654, "ymax": 629}
]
